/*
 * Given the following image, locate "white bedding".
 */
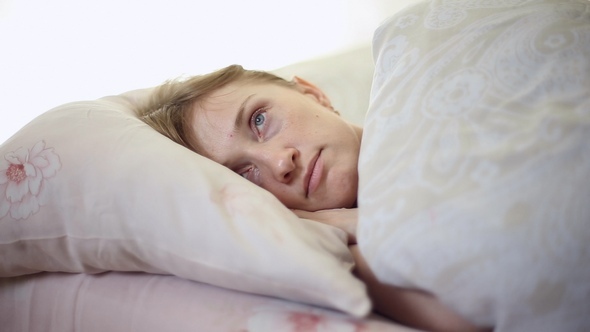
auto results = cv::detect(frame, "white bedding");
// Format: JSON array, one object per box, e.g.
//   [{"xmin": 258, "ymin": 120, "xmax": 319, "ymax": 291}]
[{"xmin": 358, "ymin": 0, "xmax": 590, "ymax": 330}]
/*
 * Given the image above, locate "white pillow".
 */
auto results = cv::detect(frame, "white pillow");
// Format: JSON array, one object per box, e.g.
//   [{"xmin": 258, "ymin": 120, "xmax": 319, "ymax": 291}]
[
  {"xmin": 0, "ymin": 89, "xmax": 370, "ymax": 317},
  {"xmin": 358, "ymin": 0, "xmax": 590, "ymax": 330}
]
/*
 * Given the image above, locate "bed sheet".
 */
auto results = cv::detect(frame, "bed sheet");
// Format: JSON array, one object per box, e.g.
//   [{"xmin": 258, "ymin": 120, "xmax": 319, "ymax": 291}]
[{"xmin": 0, "ymin": 272, "xmax": 419, "ymax": 332}]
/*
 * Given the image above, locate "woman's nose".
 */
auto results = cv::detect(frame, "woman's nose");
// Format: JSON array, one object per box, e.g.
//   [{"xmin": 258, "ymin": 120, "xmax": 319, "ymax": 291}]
[{"xmin": 265, "ymin": 147, "xmax": 297, "ymax": 183}]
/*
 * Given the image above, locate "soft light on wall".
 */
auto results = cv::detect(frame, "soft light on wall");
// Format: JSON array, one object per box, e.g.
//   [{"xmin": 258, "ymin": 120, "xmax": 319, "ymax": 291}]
[{"xmin": 0, "ymin": 0, "xmax": 414, "ymax": 143}]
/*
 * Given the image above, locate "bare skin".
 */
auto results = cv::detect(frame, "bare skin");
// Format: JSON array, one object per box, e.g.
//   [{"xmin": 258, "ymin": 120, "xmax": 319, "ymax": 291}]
[{"xmin": 190, "ymin": 78, "xmax": 361, "ymax": 212}]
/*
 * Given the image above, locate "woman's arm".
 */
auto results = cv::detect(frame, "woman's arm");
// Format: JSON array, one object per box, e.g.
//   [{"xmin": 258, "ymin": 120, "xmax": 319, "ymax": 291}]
[
  {"xmin": 293, "ymin": 208, "xmax": 492, "ymax": 332},
  {"xmin": 292, "ymin": 208, "xmax": 358, "ymax": 244},
  {"xmin": 350, "ymin": 245, "xmax": 491, "ymax": 332}
]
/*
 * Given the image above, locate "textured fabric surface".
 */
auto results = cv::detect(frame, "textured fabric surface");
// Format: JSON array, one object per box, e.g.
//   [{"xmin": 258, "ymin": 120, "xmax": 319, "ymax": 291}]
[
  {"xmin": 0, "ymin": 91, "xmax": 370, "ymax": 316},
  {"xmin": 0, "ymin": 272, "xmax": 413, "ymax": 332},
  {"xmin": 358, "ymin": 0, "xmax": 590, "ymax": 330}
]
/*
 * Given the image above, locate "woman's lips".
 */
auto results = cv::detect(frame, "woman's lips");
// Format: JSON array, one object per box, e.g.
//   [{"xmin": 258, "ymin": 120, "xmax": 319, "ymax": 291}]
[{"xmin": 305, "ymin": 150, "xmax": 323, "ymax": 197}]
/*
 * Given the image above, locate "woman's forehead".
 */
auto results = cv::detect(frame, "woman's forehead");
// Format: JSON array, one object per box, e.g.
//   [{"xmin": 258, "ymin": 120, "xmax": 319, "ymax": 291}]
[
  {"xmin": 207, "ymin": 79, "xmax": 292, "ymax": 102},
  {"xmin": 204, "ymin": 83, "xmax": 244, "ymax": 105},
  {"xmin": 189, "ymin": 83, "xmax": 254, "ymax": 158}
]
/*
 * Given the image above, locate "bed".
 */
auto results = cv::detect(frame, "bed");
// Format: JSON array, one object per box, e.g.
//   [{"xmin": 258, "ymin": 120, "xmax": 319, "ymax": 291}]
[{"xmin": 2, "ymin": 1, "xmax": 589, "ymax": 331}]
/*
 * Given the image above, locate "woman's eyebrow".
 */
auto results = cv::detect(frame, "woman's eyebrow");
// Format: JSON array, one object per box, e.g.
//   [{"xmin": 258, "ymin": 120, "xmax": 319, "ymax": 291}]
[{"xmin": 233, "ymin": 94, "xmax": 256, "ymax": 131}]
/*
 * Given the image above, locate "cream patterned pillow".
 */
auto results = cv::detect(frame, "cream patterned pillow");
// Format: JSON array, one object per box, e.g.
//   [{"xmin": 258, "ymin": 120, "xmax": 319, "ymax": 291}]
[{"xmin": 358, "ymin": 0, "xmax": 590, "ymax": 330}]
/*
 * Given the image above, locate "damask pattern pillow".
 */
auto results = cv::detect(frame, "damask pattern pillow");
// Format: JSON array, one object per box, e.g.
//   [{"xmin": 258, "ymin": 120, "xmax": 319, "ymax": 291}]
[
  {"xmin": 0, "ymin": 88, "xmax": 371, "ymax": 317},
  {"xmin": 358, "ymin": 0, "xmax": 590, "ymax": 330}
]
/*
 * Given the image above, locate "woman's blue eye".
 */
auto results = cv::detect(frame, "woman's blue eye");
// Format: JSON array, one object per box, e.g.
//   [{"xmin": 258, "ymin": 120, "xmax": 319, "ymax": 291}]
[{"xmin": 253, "ymin": 111, "xmax": 266, "ymax": 131}]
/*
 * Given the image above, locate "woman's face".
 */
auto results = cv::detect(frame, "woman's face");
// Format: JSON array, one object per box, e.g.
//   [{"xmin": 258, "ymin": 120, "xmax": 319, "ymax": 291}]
[{"xmin": 189, "ymin": 77, "xmax": 362, "ymax": 211}]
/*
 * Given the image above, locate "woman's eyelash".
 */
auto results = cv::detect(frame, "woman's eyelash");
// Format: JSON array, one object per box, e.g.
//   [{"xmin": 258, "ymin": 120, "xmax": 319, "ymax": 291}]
[
  {"xmin": 237, "ymin": 165, "xmax": 260, "ymax": 185},
  {"xmin": 239, "ymin": 167, "xmax": 251, "ymax": 178}
]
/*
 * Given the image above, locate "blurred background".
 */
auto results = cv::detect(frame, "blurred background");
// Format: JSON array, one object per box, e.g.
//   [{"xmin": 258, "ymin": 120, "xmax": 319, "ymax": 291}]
[{"xmin": 0, "ymin": 0, "xmax": 416, "ymax": 143}]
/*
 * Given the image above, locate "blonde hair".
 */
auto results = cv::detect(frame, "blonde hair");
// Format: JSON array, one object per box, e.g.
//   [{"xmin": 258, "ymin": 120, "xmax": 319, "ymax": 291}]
[{"xmin": 136, "ymin": 64, "xmax": 294, "ymax": 151}]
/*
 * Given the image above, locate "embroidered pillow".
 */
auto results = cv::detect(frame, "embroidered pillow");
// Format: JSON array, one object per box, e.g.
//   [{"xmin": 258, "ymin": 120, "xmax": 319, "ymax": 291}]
[{"xmin": 0, "ymin": 89, "xmax": 370, "ymax": 317}]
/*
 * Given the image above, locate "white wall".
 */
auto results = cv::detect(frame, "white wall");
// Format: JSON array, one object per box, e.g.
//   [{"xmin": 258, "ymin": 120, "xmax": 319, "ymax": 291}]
[{"xmin": 0, "ymin": 0, "xmax": 418, "ymax": 143}]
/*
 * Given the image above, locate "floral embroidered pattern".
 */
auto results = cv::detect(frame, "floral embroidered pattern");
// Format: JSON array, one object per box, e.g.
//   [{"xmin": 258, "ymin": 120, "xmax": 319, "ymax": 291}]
[
  {"xmin": 395, "ymin": 14, "xmax": 419, "ymax": 29},
  {"xmin": 0, "ymin": 140, "xmax": 61, "ymax": 220},
  {"xmin": 424, "ymin": 4, "xmax": 467, "ymax": 30},
  {"xmin": 247, "ymin": 305, "xmax": 366, "ymax": 332}
]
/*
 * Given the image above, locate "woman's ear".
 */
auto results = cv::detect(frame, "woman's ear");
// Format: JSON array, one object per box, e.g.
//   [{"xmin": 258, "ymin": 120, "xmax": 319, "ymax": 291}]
[{"xmin": 292, "ymin": 76, "xmax": 333, "ymax": 109}]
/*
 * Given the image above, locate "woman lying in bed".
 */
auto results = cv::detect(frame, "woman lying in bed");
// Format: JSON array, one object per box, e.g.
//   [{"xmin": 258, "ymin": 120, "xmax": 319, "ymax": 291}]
[{"xmin": 137, "ymin": 64, "xmax": 491, "ymax": 332}]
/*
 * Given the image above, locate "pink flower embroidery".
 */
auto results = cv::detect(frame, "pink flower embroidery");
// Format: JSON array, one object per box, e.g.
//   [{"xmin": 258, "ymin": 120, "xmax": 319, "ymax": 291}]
[
  {"xmin": 0, "ymin": 140, "xmax": 61, "ymax": 220},
  {"xmin": 288, "ymin": 312, "xmax": 326, "ymax": 331},
  {"xmin": 247, "ymin": 304, "xmax": 366, "ymax": 332}
]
